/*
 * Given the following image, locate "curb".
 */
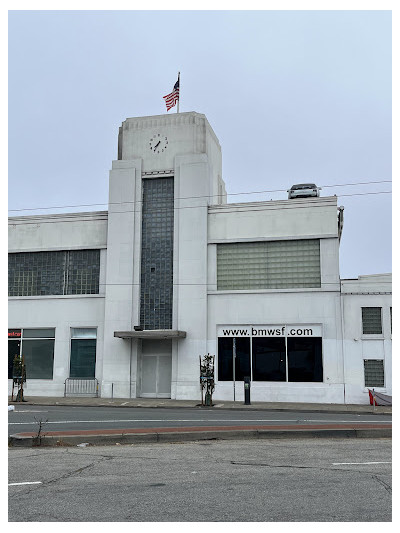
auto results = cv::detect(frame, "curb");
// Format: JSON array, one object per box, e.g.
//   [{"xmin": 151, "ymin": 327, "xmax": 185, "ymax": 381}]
[
  {"xmin": 7, "ymin": 400, "xmax": 392, "ymax": 415},
  {"xmin": 9, "ymin": 427, "xmax": 392, "ymax": 447}
]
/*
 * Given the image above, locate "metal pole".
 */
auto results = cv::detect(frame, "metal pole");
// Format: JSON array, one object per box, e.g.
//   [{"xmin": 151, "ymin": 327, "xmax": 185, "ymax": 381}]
[
  {"xmin": 20, "ymin": 353, "xmax": 25, "ymax": 401},
  {"xmin": 285, "ymin": 328, "xmax": 288, "ymax": 383},
  {"xmin": 233, "ymin": 337, "xmax": 236, "ymax": 402},
  {"xmin": 177, "ymin": 72, "xmax": 180, "ymax": 113}
]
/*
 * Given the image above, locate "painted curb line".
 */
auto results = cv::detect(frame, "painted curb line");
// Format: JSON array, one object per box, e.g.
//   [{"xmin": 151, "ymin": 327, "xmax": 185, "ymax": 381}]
[{"xmin": 9, "ymin": 427, "xmax": 392, "ymax": 447}]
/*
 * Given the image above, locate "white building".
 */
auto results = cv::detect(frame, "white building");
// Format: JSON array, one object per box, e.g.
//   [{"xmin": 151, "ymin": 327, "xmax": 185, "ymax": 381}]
[{"xmin": 8, "ymin": 112, "xmax": 391, "ymax": 404}]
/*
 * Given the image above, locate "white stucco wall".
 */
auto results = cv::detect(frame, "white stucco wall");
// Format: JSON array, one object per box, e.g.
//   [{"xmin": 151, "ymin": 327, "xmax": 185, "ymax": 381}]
[
  {"xmin": 8, "ymin": 211, "xmax": 108, "ymax": 252},
  {"xmin": 340, "ymin": 274, "xmax": 392, "ymax": 404},
  {"xmin": 8, "ymin": 296, "xmax": 105, "ymax": 396},
  {"xmin": 208, "ymin": 197, "xmax": 338, "ymax": 242}
]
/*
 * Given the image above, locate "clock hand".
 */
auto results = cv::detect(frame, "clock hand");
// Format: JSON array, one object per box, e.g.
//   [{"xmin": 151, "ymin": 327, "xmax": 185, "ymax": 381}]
[{"xmin": 154, "ymin": 141, "xmax": 161, "ymax": 151}]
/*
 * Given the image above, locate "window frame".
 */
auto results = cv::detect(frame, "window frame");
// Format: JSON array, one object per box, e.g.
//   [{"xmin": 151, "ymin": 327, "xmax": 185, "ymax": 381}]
[
  {"xmin": 363, "ymin": 359, "xmax": 385, "ymax": 388},
  {"xmin": 361, "ymin": 307, "xmax": 383, "ymax": 337}
]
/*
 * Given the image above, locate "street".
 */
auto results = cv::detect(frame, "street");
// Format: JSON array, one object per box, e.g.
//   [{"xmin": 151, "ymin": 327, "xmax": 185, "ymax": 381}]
[
  {"xmin": 8, "ymin": 438, "xmax": 391, "ymax": 521},
  {"xmin": 8, "ymin": 405, "xmax": 392, "ymax": 436}
]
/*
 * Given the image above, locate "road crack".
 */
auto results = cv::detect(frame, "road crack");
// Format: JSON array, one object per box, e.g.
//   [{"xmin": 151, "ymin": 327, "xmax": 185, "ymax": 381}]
[
  {"xmin": 371, "ymin": 474, "xmax": 392, "ymax": 494},
  {"xmin": 44, "ymin": 455, "xmax": 112, "ymax": 485}
]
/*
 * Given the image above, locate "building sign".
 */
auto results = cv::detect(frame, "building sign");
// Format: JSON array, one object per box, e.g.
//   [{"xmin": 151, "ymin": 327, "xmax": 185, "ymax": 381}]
[
  {"xmin": 8, "ymin": 329, "xmax": 21, "ymax": 338},
  {"xmin": 218, "ymin": 324, "xmax": 322, "ymax": 337}
]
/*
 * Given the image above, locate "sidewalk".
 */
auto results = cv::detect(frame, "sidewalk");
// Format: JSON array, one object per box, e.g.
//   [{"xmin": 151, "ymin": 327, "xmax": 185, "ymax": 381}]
[{"xmin": 9, "ymin": 395, "xmax": 391, "ymax": 414}]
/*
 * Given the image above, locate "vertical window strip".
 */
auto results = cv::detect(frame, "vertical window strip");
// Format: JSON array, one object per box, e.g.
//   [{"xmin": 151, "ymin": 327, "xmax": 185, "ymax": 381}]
[{"xmin": 140, "ymin": 177, "xmax": 174, "ymax": 330}]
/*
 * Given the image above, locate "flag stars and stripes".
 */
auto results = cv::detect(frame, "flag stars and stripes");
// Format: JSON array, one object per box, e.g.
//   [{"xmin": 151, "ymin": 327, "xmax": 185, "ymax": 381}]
[{"xmin": 163, "ymin": 76, "xmax": 180, "ymax": 111}]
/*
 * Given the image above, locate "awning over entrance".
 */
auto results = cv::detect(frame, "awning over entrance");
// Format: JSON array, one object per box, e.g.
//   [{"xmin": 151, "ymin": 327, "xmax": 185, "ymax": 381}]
[{"xmin": 114, "ymin": 330, "xmax": 187, "ymax": 340}]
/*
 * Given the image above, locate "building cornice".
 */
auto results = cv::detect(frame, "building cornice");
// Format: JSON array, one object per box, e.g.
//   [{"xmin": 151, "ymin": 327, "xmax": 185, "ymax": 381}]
[
  {"xmin": 208, "ymin": 196, "xmax": 338, "ymax": 214},
  {"xmin": 8, "ymin": 210, "xmax": 108, "ymax": 224}
]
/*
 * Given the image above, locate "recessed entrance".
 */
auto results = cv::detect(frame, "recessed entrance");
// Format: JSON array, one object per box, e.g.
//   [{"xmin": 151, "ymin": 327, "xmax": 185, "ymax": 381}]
[{"xmin": 140, "ymin": 339, "xmax": 172, "ymax": 398}]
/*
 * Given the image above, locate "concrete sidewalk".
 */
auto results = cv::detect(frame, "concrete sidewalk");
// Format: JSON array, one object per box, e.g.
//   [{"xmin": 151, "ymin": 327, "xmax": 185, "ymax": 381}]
[{"xmin": 8, "ymin": 395, "xmax": 392, "ymax": 414}]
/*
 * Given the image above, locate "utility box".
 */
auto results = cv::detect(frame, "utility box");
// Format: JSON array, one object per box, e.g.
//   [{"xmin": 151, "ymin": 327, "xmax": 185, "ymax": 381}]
[{"xmin": 244, "ymin": 376, "xmax": 251, "ymax": 405}]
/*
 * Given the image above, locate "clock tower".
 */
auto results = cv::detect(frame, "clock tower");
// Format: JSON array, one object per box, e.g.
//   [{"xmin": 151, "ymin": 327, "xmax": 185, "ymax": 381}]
[{"xmin": 102, "ymin": 112, "xmax": 226, "ymax": 399}]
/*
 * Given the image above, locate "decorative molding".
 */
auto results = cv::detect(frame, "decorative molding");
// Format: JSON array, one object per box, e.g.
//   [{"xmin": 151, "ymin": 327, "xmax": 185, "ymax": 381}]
[
  {"xmin": 142, "ymin": 169, "xmax": 174, "ymax": 178},
  {"xmin": 8, "ymin": 211, "xmax": 108, "ymax": 224},
  {"xmin": 342, "ymin": 292, "xmax": 392, "ymax": 296},
  {"xmin": 122, "ymin": 112, "xmax": 206, "ymax": 131}
]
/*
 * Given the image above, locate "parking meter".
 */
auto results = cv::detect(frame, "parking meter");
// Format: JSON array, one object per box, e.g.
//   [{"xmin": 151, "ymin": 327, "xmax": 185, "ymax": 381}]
[{"xmin": 244, "ymin": 376, "xmax": 251, "ymax": 405}]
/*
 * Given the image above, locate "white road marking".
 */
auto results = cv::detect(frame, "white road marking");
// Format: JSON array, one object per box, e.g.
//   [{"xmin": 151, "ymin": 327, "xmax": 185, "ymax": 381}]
[
  {"xmin": 10, "ymin": 410, "xmax": 49, "ymax": 414},
  {"xmin": 8, "ymin": 481, "xmax": 42, "ymax": 486},
  {"xmin": 332, "ymin": 461, "xmax": 392, "ymax": 465},
  {"xmin": 8, "ymin": 417, "xmax": 392, "ymax": 427}
]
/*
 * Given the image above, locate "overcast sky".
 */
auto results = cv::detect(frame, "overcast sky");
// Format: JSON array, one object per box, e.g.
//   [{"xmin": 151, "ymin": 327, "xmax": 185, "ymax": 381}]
[{"xmin": 8, "ymin": 9, "xmax": 392, "ymax": 279}]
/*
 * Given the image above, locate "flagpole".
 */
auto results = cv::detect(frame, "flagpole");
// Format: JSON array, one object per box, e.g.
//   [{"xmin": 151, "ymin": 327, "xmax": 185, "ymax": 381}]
[{"xmin": 177, "ymin": 72, "xmax": 180, "ymax": 113}]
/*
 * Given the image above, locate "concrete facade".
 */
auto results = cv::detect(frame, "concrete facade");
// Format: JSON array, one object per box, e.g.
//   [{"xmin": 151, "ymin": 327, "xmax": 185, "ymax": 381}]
[{"xmin": 8, "ymin": 112, "xmax": 391, "ymax": 404}]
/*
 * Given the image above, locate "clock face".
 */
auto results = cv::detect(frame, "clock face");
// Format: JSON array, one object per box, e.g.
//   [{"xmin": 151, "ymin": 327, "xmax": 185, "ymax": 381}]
[{"xmin": 149, "ymin": 133, "xmax": 168, "ymax": 154}]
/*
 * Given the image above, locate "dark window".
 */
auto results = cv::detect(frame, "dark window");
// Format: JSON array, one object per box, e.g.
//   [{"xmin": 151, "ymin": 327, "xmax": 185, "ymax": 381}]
[
  {"xmin": 8, "ymin": 339, "xmax": 21, "ymax": 379},
  {"xmin": 362, "ymin": 307, "xmax": 382, "ymax": 334},
  {"xmin": 364, "ymin": 360, "xmax": 384, "ymax": 387},
  {"xmin": 287, "ymin": 337, "xmax": 323, "ymax": 382},
  {"xmin": 8, "ymin": 329, "xmax": 55, "ymax": 380},
  {"xmin": 218, "ymin": 337, "xmax": 251, "ymax": 381},
  {"xmin": 252, "ymin": 338, "xmax": 286, "ymax": 381},
  {"xmin": 23, "ymin": 339, "xmax": 54, "ymax": 379},
  {"xmin": 70, "ymin": 339, "xmax": 96, "ymax": 378},
  {"xmin": 8, "ymin": 250, "xmax": 100, "ymax": 296},
  {"xmin": 140, "ymin": 177, "xmax": 174, "ymax": 330}
]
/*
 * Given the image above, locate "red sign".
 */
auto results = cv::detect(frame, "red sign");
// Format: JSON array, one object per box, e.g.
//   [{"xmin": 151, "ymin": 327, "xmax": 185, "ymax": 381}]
[{"xmin": 8, "ymin": 330, "xmax": 21, "ymax": 338}]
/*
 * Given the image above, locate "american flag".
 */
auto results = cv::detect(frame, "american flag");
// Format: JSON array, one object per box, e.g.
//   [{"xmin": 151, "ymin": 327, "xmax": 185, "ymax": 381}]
[{"xmin": 163, "ymin": 77, "xmax": 180, "ymax": 111}]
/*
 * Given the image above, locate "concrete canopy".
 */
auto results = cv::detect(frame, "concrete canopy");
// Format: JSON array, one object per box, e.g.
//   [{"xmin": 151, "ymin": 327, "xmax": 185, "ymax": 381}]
[{"xmin": 114, "ymin": 330, "xmax": 186, "ymax": 339}]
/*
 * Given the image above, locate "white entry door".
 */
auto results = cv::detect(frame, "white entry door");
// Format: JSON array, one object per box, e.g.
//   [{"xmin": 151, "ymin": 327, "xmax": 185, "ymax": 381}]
[{"xmin": 140, "ymin": 340, "xmax": 172, "ymax": 398}]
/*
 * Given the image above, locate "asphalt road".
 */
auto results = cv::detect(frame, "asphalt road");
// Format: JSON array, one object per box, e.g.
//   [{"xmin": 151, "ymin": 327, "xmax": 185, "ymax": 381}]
[
  {"xmin": 8, "ymin": 438, "xmax": 392, "ymax": 521},
  {"xmin": 8, "ymin": 405, "xmax": 392, "ymax": 437}
]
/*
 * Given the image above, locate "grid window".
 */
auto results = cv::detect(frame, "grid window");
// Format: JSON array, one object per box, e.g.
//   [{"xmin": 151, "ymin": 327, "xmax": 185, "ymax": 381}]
[
  {"xmin": 364, "ymin": 359, "xmax": 384, "ymax": 387},
  {"xmin": 8, "ymin": 250, "xmax": 100, "ymax": 296},
  {"xmin": 217, "ymin": 240, "xmax": 321, "ymax": 290},
  {"xmin": 66, "ymin": 250, "xmax": 100, "ymax": 295},
  {"xmin": 362, "ymin": 307, "xmax": 382, "ymax": 335},
  {"xmin": 140, "ymin": 178, "xmax": 174, "ymax": 330}
]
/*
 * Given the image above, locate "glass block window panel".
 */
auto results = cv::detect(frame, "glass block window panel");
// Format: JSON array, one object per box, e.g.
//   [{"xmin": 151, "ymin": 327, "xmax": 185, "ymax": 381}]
[
  {"xmin": 70, "ymin": 339, "xmax": 96, "ymax": 378},
  {"xmin": 8, "ymin": 251, "xmax": 65, "ymax": 296},
  {"xmin": 66, "ymin": 250, "xmax": 100, "ymax": 295},
  {"xmin": 217, "ymin": 337, "xmax": 251, "ymax": 381},
  {"xmin": 217, "ymin": 239, "xmax": 321, "ymax": 290},
  {"xmin": 252, "ymin": 338, "xmax": 286, "ymax": 381},
  {"xmin": 140, "ymin": 178, "xmax": 174, "ymax": 330},
  {"xmin": 364, "ymin": 359, "xmax": 384, "ymax": 387},
  {"xmin": 22, "ymin": 339, "xmax": 54, "ymax": 379},
  {"xmin": 362, "ymin": 307, "xmax": 382, "ymax": 334},
  {"xmin": 287, "ymin": 337, "xmax": 323, "ymax": 382},
  {"xmin": 8, "ymin": 250, "xmax": 100, "ymax": 296}
]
